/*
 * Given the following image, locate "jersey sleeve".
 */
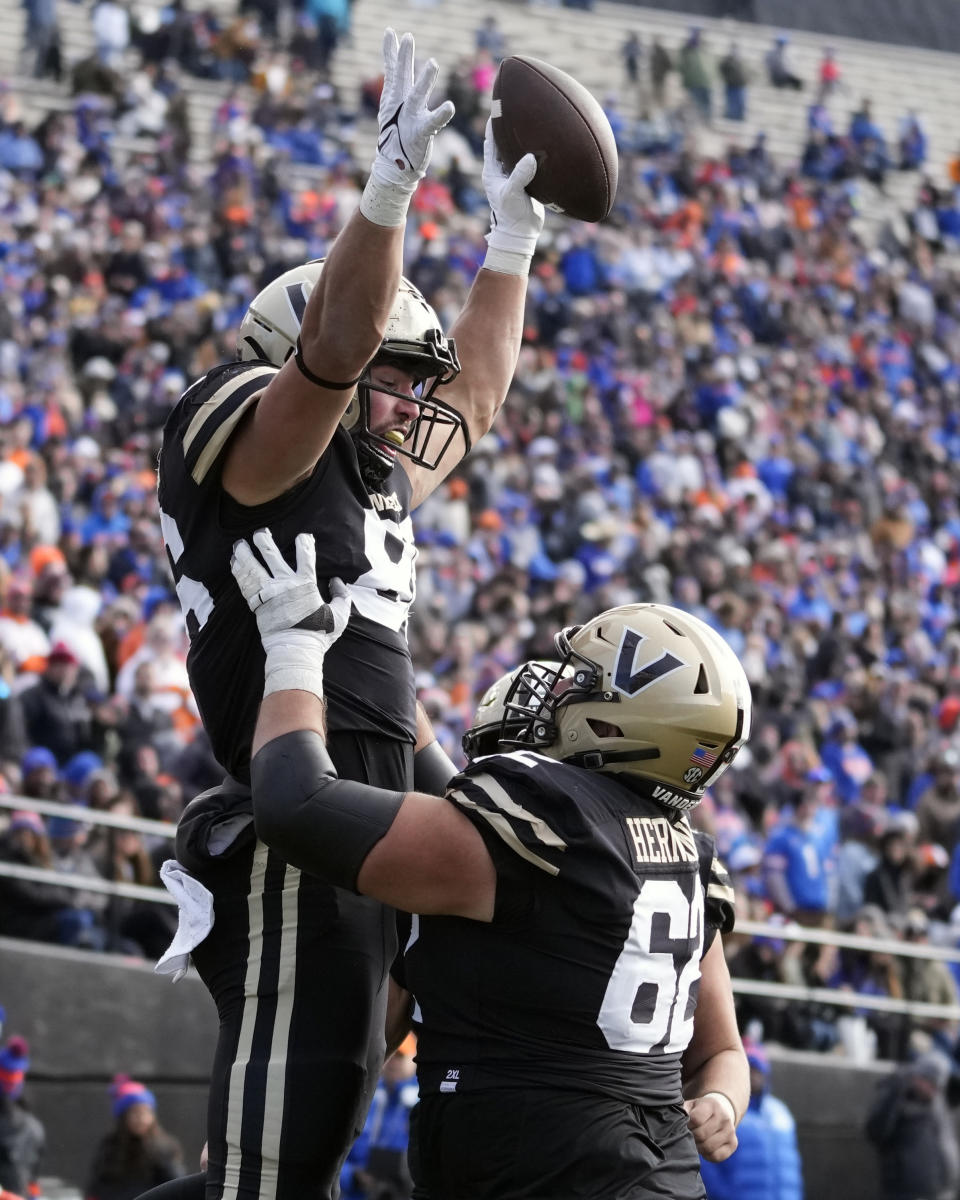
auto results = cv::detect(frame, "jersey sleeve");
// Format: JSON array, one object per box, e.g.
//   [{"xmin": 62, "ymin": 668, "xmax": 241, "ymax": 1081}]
[
  {"xmin": 694, "ymin": 829, "xmax": 736, "ymax": 950},
  {"xmin": 162, "ymin": 360, "xmax": 277, "ymax": 488},
  {"xmin": 445, "ymin": 756, "xmax": 570, "ymax": 880},
  {"xmin": 444, "ymin": 754, "xmax": 582, "ymax": 923}
]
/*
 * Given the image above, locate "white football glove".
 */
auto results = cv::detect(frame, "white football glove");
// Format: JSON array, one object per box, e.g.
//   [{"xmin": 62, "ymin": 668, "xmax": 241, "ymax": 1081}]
[
  {"xmin": 230, "ymin": 528, "xmax": 351, "ymax": 702},
  {"xmin": 360, "ymin": 28, "xmax": 455, "ymax": 227},
  {"xmin": 482, "ymin": 119, "xmax": 545, "ymax": 276}
]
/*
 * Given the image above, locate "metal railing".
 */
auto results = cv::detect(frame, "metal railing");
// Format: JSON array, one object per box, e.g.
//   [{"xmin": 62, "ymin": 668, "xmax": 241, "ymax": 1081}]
[
  {"xmin": 0, "ymin": 793, "xmax": 176, "ymax": 838},
  {"xmin": 3, "ymin": 792, "xmax": 960, "ymax": 1021},
  {"xmin": 735, "ymin": 917, "xmax": 960, "ymax": 964},
  {"xmin": 731, "ymin": 978, "xmax": 960, "ymax": 1022},
  {"xmin": 731, "ymin": 918, "xmax": 960, "ymax": 1023},
  {"xmin": 0, "ymin": 792, "xmax": 178, "ymax": 907}
]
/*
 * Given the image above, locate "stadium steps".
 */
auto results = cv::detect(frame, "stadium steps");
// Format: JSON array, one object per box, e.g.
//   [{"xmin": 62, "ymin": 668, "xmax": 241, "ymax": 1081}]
[
  {"xmin": 0, "ymin": 0, "xmax": 239, "ymax": 164},
  {"xmin": 329, "ymin": 0, "xmax": 960, "ymax": 198},
  {"xmin": 0, "ymin": 0, "xmax": 957, "ymax": 220}
]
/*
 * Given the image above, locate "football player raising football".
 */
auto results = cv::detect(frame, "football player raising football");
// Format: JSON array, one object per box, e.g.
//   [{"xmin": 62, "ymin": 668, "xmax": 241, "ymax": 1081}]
[
  {"xmin": 229, "ymin": 527, "xmax": 752, "ymax": 1200},
  {"xmin": 155, "ymin": 27, "xmax": 545, "ymax": 1200}
]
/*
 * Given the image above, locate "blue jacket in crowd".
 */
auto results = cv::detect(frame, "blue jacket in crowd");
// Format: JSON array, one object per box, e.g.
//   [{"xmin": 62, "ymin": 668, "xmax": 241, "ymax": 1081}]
[{"xmin": 700, "ymin": 1091, "xmax": 804, "ymax": 1200}]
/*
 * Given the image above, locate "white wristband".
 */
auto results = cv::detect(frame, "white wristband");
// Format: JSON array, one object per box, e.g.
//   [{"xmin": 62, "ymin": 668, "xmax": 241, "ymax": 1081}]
[
  {"xmin": 702, "ymin": 1091, "xmax": 738, "ymax": 1126},
  {"xmin": 360, "ymin": 167, "xmax": 416, "ymax": 228},
  {"xmin": 261, "ymin": 629, "xmax": 329, "ymax": 703},
  {"xmin": 482, "ymin": 246, "xmax": 532, "ymax": 276}
]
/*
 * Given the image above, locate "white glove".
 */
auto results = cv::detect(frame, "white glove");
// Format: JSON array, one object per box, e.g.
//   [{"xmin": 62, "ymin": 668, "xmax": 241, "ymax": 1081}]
[
  {"xmin": 360, "ymin": 28, "xmax": 455, "ymax": 227},
  {"xmin": 230, "ymin": 528, "xmax": 351, "ymax": 702},
  {"xmin": 482, "ymin": 119, "xmax": 545, "ymax": 276}
]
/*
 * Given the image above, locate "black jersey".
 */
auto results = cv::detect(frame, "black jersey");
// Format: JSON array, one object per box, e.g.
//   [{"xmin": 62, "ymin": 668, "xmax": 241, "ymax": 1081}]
[
  {"xmin": 157, "ymin": 361, "xmax": 418, "ymax": 780},
  {"xmin": 400, "ymin": 751, "xmax": 735, "ymax": 1108}
]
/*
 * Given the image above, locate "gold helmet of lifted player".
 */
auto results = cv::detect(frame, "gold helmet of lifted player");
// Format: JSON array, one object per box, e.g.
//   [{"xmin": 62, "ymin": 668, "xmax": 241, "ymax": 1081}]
[
  {"xmin": 497, "ymin": 604, "xmax": 752, "ymax": 812},
  {"xmin": 237, "ymin": 259, "xmax": 463, "ymax": 478}
]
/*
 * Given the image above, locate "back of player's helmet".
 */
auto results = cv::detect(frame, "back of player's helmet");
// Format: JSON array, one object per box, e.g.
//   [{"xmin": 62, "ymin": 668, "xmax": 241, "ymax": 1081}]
[
  {"xmin": 237, "ymin": 260, "xmax": 323, "ymax": 367},
  {"xmin": 499, "ymin": 604, "xmax": 752, "ymax": 811},
  {"xmin": 237, "ymin": 261, "xmax": 463, "ymax": 481}
]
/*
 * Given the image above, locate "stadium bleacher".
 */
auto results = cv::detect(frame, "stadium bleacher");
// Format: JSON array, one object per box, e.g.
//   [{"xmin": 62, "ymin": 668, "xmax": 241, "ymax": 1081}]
[
  {"xmin": 2, "ymin": 2, "xmax": 960, "ymax": 1196},
  {"xmin": 1, "ymin": 0, "xmax": 959, "ymax": 213}
]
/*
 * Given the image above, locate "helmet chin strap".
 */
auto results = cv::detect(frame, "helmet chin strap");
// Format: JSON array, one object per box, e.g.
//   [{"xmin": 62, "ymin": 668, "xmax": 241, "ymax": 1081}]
[
  {"xmin": 348, "ymin": 377, "xmax": 395, "ymax": 489},
  {"xmin": 353, "ymin": 430, "xmax": 394, "ymax": 489}
]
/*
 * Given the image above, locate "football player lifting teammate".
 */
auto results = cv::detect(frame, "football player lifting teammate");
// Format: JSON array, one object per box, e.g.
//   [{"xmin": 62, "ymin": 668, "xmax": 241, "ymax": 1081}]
[
  {"xmin": 155, "ymin": 27, "xmax": 545, "ymax": 1200},
  {"xmin": 229, "ymin": 527, "xmax": 753, "ymax": 1200}
]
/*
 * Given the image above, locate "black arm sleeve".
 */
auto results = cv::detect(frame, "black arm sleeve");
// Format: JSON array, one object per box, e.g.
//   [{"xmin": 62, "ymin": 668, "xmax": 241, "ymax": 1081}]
[
  {"xmin": 250, "ymin": 730, "xmax": 406, "ymax": 891},
  {"xmin": 413, "ymin": 739, "xmax": 459, "ymax": 795}
]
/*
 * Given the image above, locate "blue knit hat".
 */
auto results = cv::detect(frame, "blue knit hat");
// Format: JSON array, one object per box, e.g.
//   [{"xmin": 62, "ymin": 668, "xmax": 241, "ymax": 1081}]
[
  {"xmin": 20, "ymin": 746, "xmax": 58, "ymax": 777},
  {"xmin": 63, "ymin": 751, "xmax": 103, "ymax": 788},
  {"xmin": 111, "ymin": 1074, "xmax": 156, "ymax": 1118},
  {"xmin": 743, "ymin": 1037, "xmax": 771, "ymax": 1076},
  {"xmin": 0, "ymin": 1036, "xmax": 30, "ymax": 1098}
]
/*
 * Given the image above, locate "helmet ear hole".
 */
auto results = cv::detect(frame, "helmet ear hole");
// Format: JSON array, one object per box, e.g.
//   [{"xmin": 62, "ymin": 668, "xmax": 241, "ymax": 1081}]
[
  {"xmin": 341, "ymin": 390, "xmax": 361, "ymax": 433},
  {"xmin": 586, "ymin": 718, "xmax": 623, "ymax": 740}
]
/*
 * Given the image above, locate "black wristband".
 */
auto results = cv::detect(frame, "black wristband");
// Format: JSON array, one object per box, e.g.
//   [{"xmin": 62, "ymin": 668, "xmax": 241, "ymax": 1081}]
[
  {"xmin": 251, "ymin": 730, "xmax": 405, "ymax": 892},
  {"xmin": 294, "ymin": 338, "xmax": 363, "ymax": 391},
  {"xmin": 414, "ymin": 740, "xmax": 459, "ymax": 795}
]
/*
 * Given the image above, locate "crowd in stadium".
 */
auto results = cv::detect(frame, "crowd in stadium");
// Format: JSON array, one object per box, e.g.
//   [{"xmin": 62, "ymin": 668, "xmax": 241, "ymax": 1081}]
[{"xmin": 1, "ymin": 0, "xmax": 960, "ymax": 1084}]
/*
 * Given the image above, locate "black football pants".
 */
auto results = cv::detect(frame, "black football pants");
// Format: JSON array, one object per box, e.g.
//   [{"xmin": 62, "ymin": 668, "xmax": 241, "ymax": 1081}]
[
  {"xmin": 186, "ymin": 733, "xmax": 411, "ymax": 1200},
  {"xmin": 409, "ymin": 1088, "xmax": 707, "ymax": 1199}
]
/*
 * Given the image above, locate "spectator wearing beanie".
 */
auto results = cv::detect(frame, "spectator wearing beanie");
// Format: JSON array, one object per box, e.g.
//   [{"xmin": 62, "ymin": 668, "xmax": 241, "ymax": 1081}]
[
  {"xmin": 865, "ymin": 1050, "xmax": 960, "ymax": 1200},
  {"xmin": 0, "ymin": 1036, "xmax": 45, "ymax": 1200},
  {"xmin": 85, "ymin": 1075, "xmax": 186, "ymax": 1200},
  {"xmin": 18, "ymin": 643, "xmax": 95, "ymax": 765},
  {"xmin": 18, "ymin": 747, "xmax": 61, "ymax": 800},
  {"xmin": 0, "ymin": 810, "xmax": 88, "ymax": 946}
]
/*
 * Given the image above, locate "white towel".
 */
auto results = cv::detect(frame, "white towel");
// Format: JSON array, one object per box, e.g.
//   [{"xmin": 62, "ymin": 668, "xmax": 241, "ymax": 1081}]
[{"xmin": 154, "ymin": 859, "xmax": 215, "ymax": 983}]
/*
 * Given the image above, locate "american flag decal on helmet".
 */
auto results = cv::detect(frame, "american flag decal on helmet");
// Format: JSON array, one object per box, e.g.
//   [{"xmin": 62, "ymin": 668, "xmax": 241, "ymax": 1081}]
[{"xmin": 690, "ymin": 745, "xmax": 718, "ymax": 767}]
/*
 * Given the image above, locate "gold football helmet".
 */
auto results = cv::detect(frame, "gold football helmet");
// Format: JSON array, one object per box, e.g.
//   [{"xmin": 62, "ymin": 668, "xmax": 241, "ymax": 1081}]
[
  {"xmin": 497, "ymin": 604, "xmax": 752, "ymax": 811},
  {"xmin": 237, "ymin": 260, "xmax": 463, "ymax": 474}
]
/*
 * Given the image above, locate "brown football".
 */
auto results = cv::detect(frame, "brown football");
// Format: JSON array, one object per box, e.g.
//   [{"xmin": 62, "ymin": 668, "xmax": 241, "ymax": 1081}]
[{"xmin": 491, "ymin": 55, "xmax": 618, "ymax": 223}]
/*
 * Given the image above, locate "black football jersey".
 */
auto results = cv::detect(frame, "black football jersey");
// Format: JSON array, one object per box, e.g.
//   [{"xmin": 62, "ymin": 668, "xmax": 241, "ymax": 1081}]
[
  {"xmin": 157, "ymin": 360, "xmax": 418, "ymax": 780},
  {"xmin": 399, "ymin": 751, "xmax": 735, "ymax": 1107}
]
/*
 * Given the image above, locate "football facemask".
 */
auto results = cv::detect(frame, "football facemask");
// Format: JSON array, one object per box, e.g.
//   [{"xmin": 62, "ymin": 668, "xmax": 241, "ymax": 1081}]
[
  {"xmin": 237, "ymin": 261, "xmax": 464, "ymax": 473},
  {"xmin": 499, "ymin": 604, "xmax": 752, "ymax": 811},
  {"xmin": 462, "ymin": 661, "xmax": 567, "ymax": 761}
]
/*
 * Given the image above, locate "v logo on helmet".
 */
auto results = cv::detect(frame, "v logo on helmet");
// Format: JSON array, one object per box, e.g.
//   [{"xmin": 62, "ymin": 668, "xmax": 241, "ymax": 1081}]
[
  {"xmin": 612, "ymin": 629, "xmax": 686, "ymax": 697},
  {"xmin": 285, "ymin": 282, "xmax": 311, "ymax": 324}
]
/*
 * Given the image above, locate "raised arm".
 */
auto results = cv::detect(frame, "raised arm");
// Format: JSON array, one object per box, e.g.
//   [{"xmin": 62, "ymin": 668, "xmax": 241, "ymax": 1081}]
[
  {"xmin": 404, "ymin": 122, "xmax": 545, "ymax": 507},
  {"xmin": 233, "ymin": 529, "xmax": 495, "ymax": 920},
  {"xmin": 223, "ymin": 30, "xmax": 454, "ymax": 506}
]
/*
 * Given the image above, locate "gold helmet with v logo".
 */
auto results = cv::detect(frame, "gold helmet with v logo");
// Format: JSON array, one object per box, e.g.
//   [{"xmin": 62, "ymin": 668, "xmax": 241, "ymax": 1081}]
[{"xmin": 498, "ymin": 604, "xmax": 752, "ymax": 811}]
